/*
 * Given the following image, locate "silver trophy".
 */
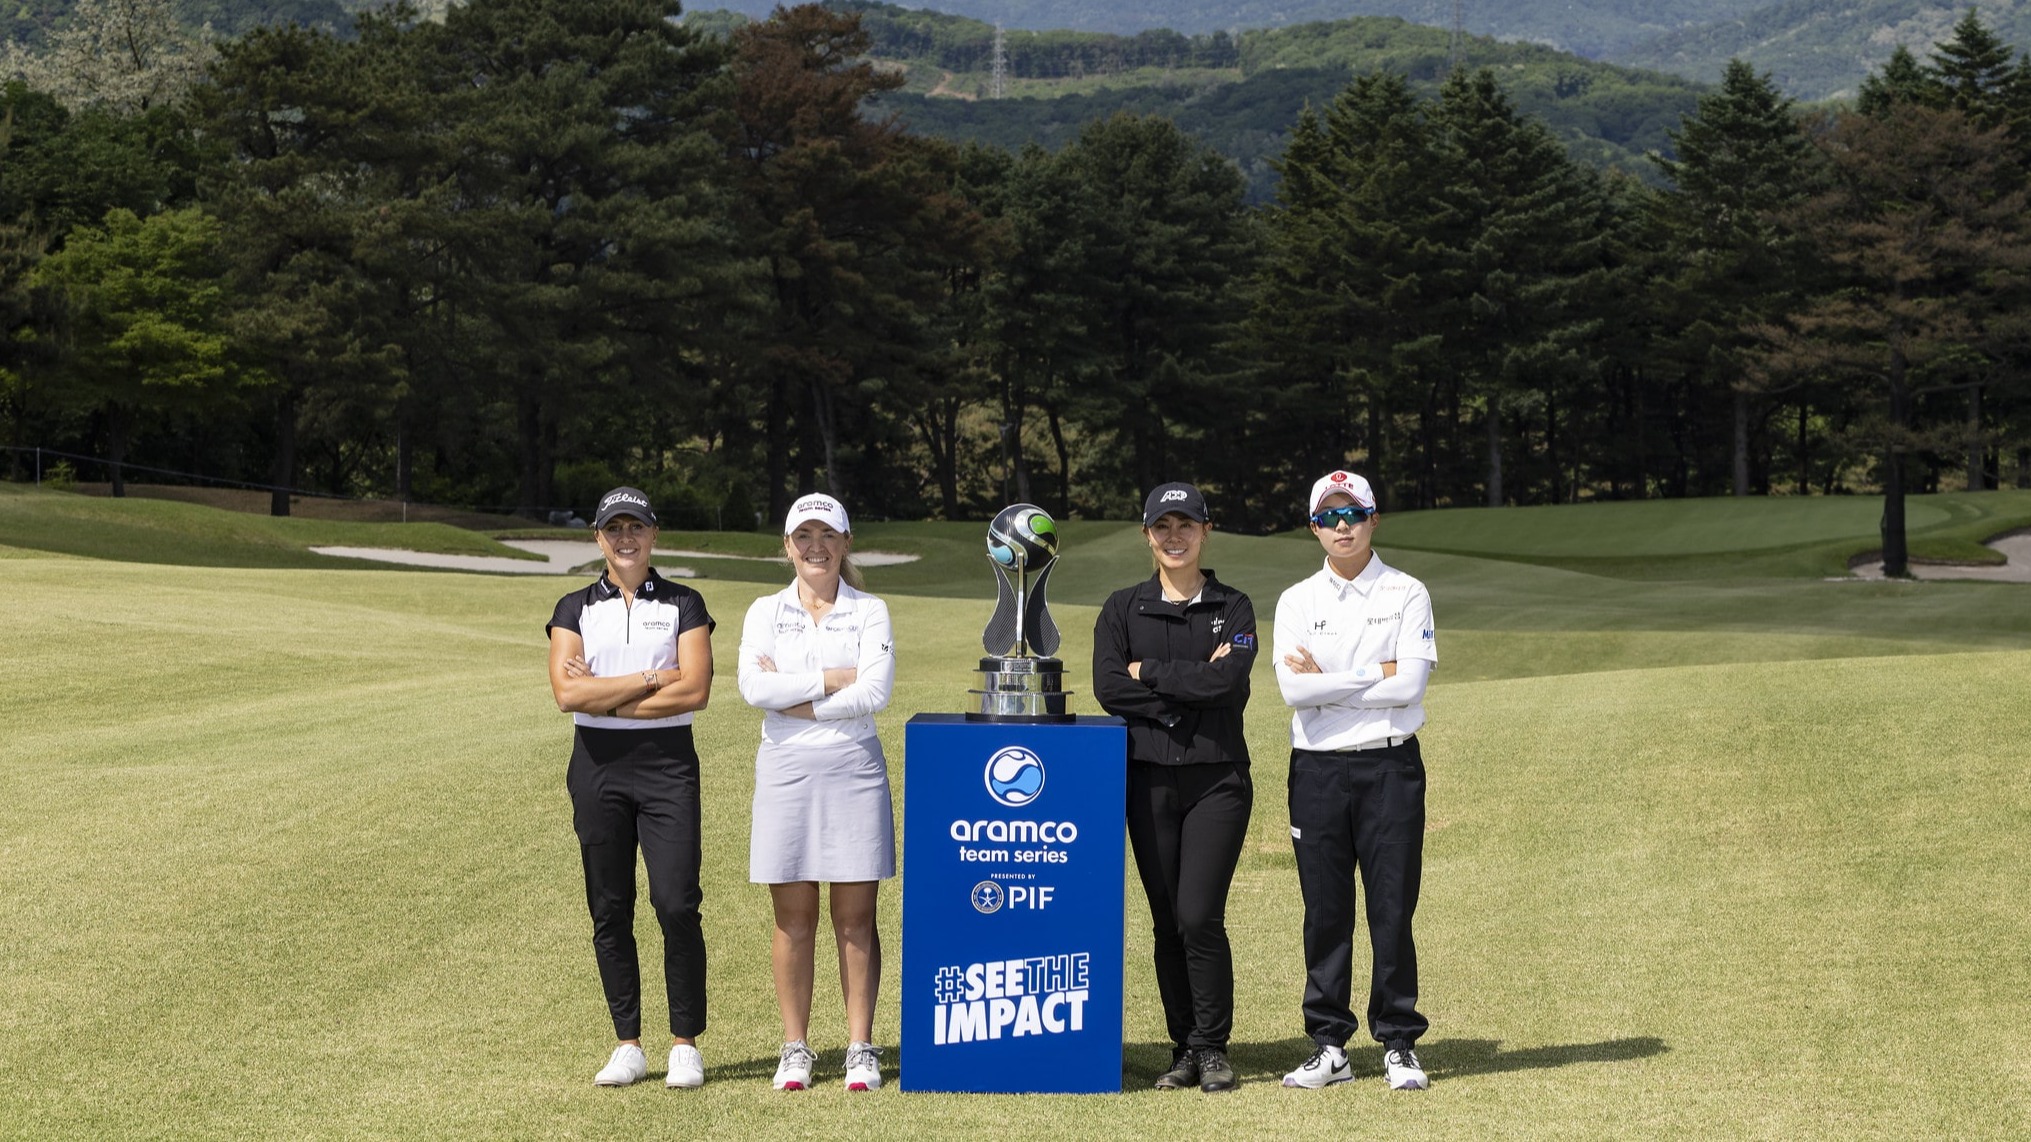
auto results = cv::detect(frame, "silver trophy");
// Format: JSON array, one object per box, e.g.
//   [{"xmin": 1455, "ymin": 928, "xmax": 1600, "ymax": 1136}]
[{"xmin": 968, "ymin": 503, "xmax": 1073, "ymax": 721}]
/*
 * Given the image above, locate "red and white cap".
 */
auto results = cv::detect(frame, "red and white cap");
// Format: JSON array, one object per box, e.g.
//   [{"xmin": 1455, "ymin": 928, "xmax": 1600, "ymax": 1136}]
[
  {"xmin": 1308, "ymin": 470, "xmax": 1376, "ymax": 513},
  {"xmin": 784, "ymin": 493, "xmax": 850, "ymax": 535}
]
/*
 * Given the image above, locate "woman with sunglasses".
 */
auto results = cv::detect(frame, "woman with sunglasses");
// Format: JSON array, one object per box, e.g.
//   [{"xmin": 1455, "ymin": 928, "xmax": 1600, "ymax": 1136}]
[
  {"xmin": 738, "ymin": 493, "xmax": 896, "ymax": 1093},
  {"xmin": 1091, "ymin": 482, "xmax": 1258, "ymax": 1094},
  {"xmin": 546, "ymin": 487, "xmax": 716, "ymax": 1090},
  {"xmin": 1272, "ymin": 470, "xmax": 1437, "ymax": 1093}
]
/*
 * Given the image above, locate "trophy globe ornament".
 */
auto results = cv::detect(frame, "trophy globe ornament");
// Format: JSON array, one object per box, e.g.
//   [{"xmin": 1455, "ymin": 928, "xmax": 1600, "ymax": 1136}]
[
  {"xmin": 987, "ymin": 504, "xmax": 1059, "ymax": 574},
  {"xmin": 971, "ymin": 503, "xmax": 1072, "ymax": 721}
]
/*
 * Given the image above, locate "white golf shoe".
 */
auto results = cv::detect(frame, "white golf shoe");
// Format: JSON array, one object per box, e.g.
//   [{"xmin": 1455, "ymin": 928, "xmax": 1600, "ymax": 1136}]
[{"xmin": 593, "ymin": 1043, "xmax": 648, "ymax": 1087}]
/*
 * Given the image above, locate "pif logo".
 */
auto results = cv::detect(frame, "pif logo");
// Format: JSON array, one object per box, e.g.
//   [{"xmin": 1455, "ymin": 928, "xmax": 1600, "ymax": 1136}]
[
  {"xmin": 970, "ymin": 881, "xmax": 1055, "ymax": 914},
  {"xmin": 984, "ymin": 746, "xmax": 1045, "ymax": 808}
]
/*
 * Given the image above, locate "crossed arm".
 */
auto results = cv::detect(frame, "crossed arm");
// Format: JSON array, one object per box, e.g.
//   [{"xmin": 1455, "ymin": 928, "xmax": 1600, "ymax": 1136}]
[
  {"xmin": 738, "ymin": 601, "xmax": 894, "ymax": 721},
  {"xmin": 549, "ymin": 626, "xmax": 713, "ymax": 718}
]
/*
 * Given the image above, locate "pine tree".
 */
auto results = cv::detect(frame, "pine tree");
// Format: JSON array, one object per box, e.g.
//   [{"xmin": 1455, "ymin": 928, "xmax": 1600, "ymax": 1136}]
[
  {"xmin": 416, "ymin": 0, "xmax": 739, "ymax": 518},
  {"xmin": 1437, "ymin": 68, "xmax": 1607, "ymax": 507},
  {"xmin": 1756, "ymin": 105, "xmax": 2031, "ymax": 575},
  {"xmin": 1651, "ymin": 59, "xmax": 1821, "ymax": 497},
  {"xmin": 1928, "ymin": 7, "xmax": 2018, "ymax": 127},
  {"xmin": 1856, "ymin": 45, "xmax": 1932, "ymax": 117},
  {"xmin": 1050, "ymin": 112, "xmax": 1252, "ymax": 507},
  {"xmin": 725, "ymin": 3, "xmax": 985, "ymax": 518},
  {"xmin": 1256, "ymin": 72, "xmax": 1454, "ymax": 509}
]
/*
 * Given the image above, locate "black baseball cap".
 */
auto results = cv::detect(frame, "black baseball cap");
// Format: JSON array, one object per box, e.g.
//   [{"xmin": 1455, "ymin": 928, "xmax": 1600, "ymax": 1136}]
[
  {"xmin": 1142, "ymin": 482, "xmax": 1210, "ymax": 527},
  {"xmin": 593, "ymin": 486, "xmax": 657, "ymax": 529}
]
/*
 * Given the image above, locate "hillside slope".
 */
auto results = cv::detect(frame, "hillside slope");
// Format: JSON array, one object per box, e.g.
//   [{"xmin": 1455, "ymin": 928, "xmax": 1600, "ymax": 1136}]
[
  {"xmin": 697, "ymin": 0, "xmax": 1771, "ymax": 58},
  {"xmin": 1620, "ymin": 0, "xmax": 2031, "ymax": 101},
  {"xmin": 871, "ymin": 13, "xmax": 1706, "ymax": 197}
]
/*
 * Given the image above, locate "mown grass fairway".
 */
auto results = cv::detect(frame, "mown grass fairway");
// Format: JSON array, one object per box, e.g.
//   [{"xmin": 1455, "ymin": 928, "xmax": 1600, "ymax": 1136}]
[{"xmin": 2, "ymin": 488, "xmax": 2028, "ymax": 1139}]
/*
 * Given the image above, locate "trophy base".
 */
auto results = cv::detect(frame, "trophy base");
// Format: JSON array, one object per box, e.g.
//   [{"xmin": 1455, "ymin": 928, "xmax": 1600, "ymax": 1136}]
[{"xmin": 966, "ymin": 656, "xmax": 1075, "ymax": 723}]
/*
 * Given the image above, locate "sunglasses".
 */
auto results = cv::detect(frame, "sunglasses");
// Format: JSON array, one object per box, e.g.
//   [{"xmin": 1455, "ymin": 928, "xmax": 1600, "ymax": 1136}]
[{"xmin": 1309, "ymin": 505, "xmax": 1375, "ymax": 528}]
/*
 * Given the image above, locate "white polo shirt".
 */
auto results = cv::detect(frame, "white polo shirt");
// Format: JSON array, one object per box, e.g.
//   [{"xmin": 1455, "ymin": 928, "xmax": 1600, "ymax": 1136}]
[
  {"xmin": 547, "ymin": 569, "xmax": 715, "ymax": 731},
  {"xmin": 1272, "ymin": 554, "xmax": 1437, "ymax": 751},
  {"xmin": 737, "ymin": 581, "xmax": 895, "ymax": 748}
]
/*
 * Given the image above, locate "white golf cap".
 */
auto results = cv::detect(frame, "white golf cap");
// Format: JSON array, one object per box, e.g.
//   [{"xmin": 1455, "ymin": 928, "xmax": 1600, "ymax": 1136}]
[
  {"xmin": 1308, "ymin": 470, "xmax": 1376, "ymax": 513},
  {"xmin": 783, "ymin": 493, "xmax": 850, "ymax": 535}
]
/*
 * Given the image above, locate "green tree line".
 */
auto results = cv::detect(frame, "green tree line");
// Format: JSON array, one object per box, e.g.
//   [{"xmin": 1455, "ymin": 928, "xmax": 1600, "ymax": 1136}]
[{"xmin": 4, "ymin": 1, "xmax": 2030, "ymax": 576}]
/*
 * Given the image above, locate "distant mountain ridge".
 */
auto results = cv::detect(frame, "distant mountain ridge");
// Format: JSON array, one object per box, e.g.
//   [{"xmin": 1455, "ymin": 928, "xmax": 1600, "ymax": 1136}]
[
  {"xmin": 1620, "ymin": 0, "xmax": 2031, "ymax": 101},
  {"xmin": 698, "ymin": 0, "xmax": 1772, "ymax": 58}
]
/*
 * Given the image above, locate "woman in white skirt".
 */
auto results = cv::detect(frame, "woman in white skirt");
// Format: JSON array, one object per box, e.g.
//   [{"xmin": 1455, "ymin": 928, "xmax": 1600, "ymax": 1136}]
[{"xmin": 738, "ymin": 493, "xmax": 896, "ymax": 1093}]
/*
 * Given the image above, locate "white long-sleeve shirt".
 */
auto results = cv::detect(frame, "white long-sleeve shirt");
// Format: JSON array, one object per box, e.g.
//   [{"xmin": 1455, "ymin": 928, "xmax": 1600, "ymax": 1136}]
[
  {"xmin": 1273, "ymin": 554, "xmax": 1437, "ymax": 751},
  {"xmin": 737, "ymin": 582, "xmax": 895, "ymax": 748}
]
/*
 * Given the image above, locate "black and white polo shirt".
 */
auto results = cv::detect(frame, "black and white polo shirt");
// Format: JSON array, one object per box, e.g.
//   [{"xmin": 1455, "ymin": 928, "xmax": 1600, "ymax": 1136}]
[{"xmin": 548, "ymin": 569, "xmax": 715, "ymax": 730}]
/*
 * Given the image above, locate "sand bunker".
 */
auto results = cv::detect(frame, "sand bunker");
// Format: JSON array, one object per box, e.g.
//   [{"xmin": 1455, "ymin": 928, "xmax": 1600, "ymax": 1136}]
[
  {"xmin": 1848, "ymin": 531, "xmax": 2031, "ymax": 582},
  {"xmin": 309, "ymin": 539, "xmax": 918, "ymax": 575}
]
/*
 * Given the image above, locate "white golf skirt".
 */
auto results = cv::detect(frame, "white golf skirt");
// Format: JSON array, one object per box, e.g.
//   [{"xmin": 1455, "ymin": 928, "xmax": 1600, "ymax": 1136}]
[{"xmin": 749, "ymin": 736, "xmax": 896, "ymax": 884}]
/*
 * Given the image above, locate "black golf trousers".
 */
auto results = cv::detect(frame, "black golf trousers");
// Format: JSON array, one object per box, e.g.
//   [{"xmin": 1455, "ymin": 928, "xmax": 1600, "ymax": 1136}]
[
  {"xmin": 568, "ymin": 724, "xmax": 707, "ymax": 1041},
  {"xmin": 1126, "ymin": 759, "xmax": 1253, "ymax": 1051},
  {"xmin": 1289, "ymin": 739, "xmax": 1428, "ymax": 1049}
]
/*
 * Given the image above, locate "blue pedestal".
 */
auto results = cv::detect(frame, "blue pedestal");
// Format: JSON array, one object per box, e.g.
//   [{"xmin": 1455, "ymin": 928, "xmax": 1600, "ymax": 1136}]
[{"xmin": 899, "ymin": 713, "xmax": 1127, "ymax": 1094}]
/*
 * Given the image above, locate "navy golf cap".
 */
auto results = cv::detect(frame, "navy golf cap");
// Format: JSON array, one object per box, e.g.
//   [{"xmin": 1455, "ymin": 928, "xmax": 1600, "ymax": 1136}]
[
  {"xmin": 1143, "ymin": 482, "xmax": 1210, "ymax": 527},
  {"xmin": 593, "ymin": 487, "xmax": 657, "ymax": 529}
]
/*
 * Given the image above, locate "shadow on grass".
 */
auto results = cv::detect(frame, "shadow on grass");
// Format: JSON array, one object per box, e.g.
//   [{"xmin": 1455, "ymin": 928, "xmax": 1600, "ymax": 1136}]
[
  {"xmin": 1123, "ymin": 1035, "xmax": 1666, "ymax": 1088},
  {"xmin": 698, "ymin": 1051, "xmax": 798, "ymax": 1084},
  {"xmin": 1430, "ymin": 1035, "xmax": 1669, "ymax": 1079},
  {"xmin": 745, "ymin": 1035, "xmax": 1670, "ymax": 1090}
]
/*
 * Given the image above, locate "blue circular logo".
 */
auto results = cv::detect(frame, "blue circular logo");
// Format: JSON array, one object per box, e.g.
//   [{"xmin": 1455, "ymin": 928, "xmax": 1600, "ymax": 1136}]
[
  {"xmin": 970, "ymin": 881, "xmax": 1005, "ymax": 914},
  {"xmin": 984, "ymin": 746, "xmax": 1045, "ymax": 807}
]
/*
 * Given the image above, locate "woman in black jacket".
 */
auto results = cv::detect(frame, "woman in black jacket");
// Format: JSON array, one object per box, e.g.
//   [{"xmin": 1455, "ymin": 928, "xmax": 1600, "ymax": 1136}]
[{"xmin": 1091, "ymin": 481, "xmax": 1257, "ymax": 1094}]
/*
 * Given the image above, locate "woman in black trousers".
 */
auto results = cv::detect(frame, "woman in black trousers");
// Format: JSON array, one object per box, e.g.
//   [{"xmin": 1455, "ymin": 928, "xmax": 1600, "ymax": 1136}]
[
  {"xmin": 547, "ymin": 487, "xmax": 716, "ymax": 1090},
  {"xmin": 1091, "ymin": 482, "xmax": 1258, "ymax": 1093}
]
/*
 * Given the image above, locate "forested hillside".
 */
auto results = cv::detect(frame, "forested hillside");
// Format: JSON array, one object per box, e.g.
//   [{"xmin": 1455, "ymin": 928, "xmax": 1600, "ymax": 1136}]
[
  {"xmin": 2, "ymin": 0, "xmax": 354, "ymax": 43},
  {"xmin": 1623, "ymin": 0, "xmax": 2031, "ymax": 101},
  {"xmin": 731, "ymin": 4, "xmax": 1709, "ymax": 196},
  {"xmin": 697, "ymin": 0, "xmax": 1771, "ymax": 59},
  {"xmin": 7, "ymin": 0, "xmax": 2029, "ymax": 566}
]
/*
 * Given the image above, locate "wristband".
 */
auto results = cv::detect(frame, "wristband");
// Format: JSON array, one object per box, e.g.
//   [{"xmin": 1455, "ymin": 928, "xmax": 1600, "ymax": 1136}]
[{"xmin": 642, "ymin": 670, "xmax": 661, "ymax": 691}]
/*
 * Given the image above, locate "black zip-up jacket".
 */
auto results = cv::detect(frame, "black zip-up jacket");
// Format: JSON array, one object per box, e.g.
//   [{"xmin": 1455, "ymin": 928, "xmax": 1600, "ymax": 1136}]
[{"xmin": 1091, "ymin": 570, "xmax": 1257, "ymax": 766}]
